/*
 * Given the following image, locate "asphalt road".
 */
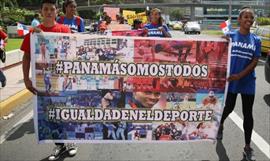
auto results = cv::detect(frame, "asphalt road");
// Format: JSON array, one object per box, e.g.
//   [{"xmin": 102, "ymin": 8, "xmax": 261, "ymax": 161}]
[{"xmin": 0, "ymin": 31, "xmax": 269, "ymax": 161}]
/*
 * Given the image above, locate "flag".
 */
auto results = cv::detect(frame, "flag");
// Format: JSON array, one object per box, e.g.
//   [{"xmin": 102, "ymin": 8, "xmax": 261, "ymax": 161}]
[
  {"xmin": 219, "ymin": 20, "xmax": 231, "ymax": 35},
  {"xmin": 17, "ymin": 22, "xmax": 30, "ymax": 36}
]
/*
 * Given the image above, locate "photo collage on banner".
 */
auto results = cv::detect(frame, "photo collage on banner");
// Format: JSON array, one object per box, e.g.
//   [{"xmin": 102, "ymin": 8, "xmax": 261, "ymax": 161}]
[{"xmin": 32, "ymin": 33, "xmax": 229, "ymax": 142}]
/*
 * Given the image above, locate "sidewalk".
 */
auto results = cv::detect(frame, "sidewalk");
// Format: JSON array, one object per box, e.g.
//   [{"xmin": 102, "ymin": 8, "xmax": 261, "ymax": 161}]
[
  {"xmin": 0, "ymin": 49, "xmax": 23, "ymax": 69},
  {"xmin": 0, "ymin": 64, "xmax": 26, "ymax": 101},
  {"xmin": 0, "ymin": 50, "xmax": 32, "ymax": 117}
]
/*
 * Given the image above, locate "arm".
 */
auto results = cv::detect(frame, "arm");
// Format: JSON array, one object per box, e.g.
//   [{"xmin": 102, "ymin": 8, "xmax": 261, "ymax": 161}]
[
  {"xmin": 227, "ymin": 58, "xmax": 259, "ymax": 81},
  {"xmin": 159, "ymin": 25, "xmax": 171, "ymax": 38},
  {"xmin": 162, "ymin": 29, "xmax": 171, "ymax": 38},
  {"xmin": 3, "ymin": 37, "xmax": 8, "ymax": 43},
  {"xmin": 0, "ymin": 30, "xmax": 8, "ymax": 49},
  {"xmin": 163, "ymin": 31, "xmax": 171, "ymax": 38},
  {"xmin": 23, "ymin": 53, "xmax": 37, "ymax": 94}
]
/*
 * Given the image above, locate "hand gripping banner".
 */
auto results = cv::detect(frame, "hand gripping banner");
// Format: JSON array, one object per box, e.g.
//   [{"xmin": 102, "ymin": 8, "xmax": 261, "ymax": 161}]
[{"xmin": 31, "ymin": 33, "xmax": 230, "ymax": 143}]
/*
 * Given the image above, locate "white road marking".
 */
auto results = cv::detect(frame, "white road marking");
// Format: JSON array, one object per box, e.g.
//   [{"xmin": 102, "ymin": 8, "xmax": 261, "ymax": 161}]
[
  {"xmin": 0, "ymin": 110, "xmax": 33, "ymax": 144},
  {"xmin": 229, "ymin": 111, "xmax": 270, "ymax": 159}
]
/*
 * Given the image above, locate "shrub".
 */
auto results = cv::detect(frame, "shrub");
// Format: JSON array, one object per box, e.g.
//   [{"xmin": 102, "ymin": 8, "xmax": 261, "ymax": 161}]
[{"xmin": 257, "ymin": 17, "xmax": 270, "ymax": 26}]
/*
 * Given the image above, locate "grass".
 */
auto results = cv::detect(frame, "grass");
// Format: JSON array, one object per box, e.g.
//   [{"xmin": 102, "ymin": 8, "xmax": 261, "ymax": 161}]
[
  {"xmin": 202, "ymin": 30, "xmax": 223, "ymax": 36},
  {"xmin": 5, "ymin": 38, "xmax": 23, "ymax": 52}
]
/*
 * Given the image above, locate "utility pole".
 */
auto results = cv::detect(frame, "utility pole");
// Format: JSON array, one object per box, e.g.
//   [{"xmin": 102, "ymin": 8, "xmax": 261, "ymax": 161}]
[{"xmin": 229, "ymin": 0, "xmax": 232, "ymax": 21}]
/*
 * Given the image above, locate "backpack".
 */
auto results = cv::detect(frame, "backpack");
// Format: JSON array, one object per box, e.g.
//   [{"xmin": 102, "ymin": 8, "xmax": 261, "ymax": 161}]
[{"xmin": 58, "ymin": 16, "xmax": 81, "ymax": 29}]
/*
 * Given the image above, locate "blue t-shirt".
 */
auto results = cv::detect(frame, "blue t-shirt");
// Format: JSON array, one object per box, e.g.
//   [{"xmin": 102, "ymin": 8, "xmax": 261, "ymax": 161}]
[
  {"xmin": 57, "ymin": 16, "xmax": 85, "ymax": 33},
  {"xmin": 228, "ymin": 30, "xmax": 261, "ymax": 95},
  {"xmin": 144, "ymin": 23, "xmax": 170, "ymax": 37}
]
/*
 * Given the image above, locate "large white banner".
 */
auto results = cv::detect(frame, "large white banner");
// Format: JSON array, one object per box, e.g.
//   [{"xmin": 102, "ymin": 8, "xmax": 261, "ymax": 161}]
[{"xmin": 31, "ymin": 32, "xmax": 230, "ymax": 143}]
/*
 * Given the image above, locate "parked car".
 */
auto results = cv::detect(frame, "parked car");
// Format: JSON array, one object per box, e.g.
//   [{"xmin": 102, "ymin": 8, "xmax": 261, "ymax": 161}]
[
  {"xmin": 265, "ymin": 50, "xmax": 270, "ymax": 84},
  {"xmin": 168, "ymin": 21, "xmax": 177, "ymax": 28},
  {"xmin": 253, "ymin": 27, "xmax": 270, "ymax": 54},
  {"xmin": 184, "ymin": 21, "xmax": 201, "ymax": 34},
  {"xmin": 172, "ymin": 22, "xmax": 183, "ymax": 30}
]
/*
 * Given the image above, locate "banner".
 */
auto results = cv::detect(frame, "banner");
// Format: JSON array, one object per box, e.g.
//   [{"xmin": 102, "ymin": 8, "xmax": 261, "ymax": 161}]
[
  {"xmin": 111, "ymin": 30, "xmax": 144, "ymax": 36},
  {"xmin": 123, "ymin": 10, "xmax": 136, "ymax": 25},
  {"xmin": 104, "ymin": 7, "xmax": 120, "ymax": 21},
  {"xmin": 107, "ymin": 24, "xmax": 132, "ymax": 31},
  {"xmin": 123, "ymin": 10, "xmax": 148, "ymax": 25},
  {"xmin": 31, "ymin": 33, "xmax": 230, "ymax": 143}
]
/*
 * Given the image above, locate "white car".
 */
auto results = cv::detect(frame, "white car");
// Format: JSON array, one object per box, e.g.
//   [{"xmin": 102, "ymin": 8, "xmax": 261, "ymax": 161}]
[{"xmin": 184, "ymin": 21, "xmax": 201, "ymax": 34}]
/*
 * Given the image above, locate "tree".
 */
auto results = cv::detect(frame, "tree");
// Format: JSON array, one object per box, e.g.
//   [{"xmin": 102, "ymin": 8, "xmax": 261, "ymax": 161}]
[
  {"xmin": 92, "ymin": 0, "xmax": 124, "ymax": 5},
  {"xmin": 0, "ymin": 0, "xmax": 18, "ymax": 9},
  {"xmin": 169, "ymin": 9, "xmax": 184, "ymax": 21}
]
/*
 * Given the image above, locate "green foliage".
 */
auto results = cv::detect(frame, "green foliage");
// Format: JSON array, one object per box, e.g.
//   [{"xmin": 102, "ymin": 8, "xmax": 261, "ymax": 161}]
[
  {"xmin": 0, "ymin": 7, "xmax": 35, "ymax": 26},
  {"xmin": 257, "ymin": 17, "xmax": 270, "ymax": 26},
  {"xmin": 169, "ymin": 9, "xmax": 184, "ymax": 21},
  {"xmin": 78, "ymin": 10, "xmax": 98, "ymax": 20},
  {"xmin": 92, "ymin": 0, "xmax": 124, "ymax": 5},
  {"xmin": 0, "ymin": 0, "xmax": 18, "ymax": 8}
]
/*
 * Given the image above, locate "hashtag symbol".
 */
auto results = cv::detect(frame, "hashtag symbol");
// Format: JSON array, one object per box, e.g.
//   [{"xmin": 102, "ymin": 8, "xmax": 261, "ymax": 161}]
[
  {"xmin": 55, "ymin": 61, "xmax": 64, "ymax": 74},
  {"xmin": 48, "ymin": 108, "xmax": 56, "ymax": 120}
]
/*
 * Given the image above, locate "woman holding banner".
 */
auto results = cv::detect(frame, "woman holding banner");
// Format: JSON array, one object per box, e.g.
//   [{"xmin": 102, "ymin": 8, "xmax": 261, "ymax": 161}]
[{"xmin": 143, "ymin": 8, "xmax": 171, "ymax": 38}]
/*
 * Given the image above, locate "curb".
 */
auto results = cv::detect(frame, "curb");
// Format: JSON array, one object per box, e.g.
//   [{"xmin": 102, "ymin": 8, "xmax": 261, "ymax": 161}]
[
  {"xmin": 0, "ymin": 89, "xmax": 33, "ymax": 117},
  {"xmin": 2, "ymin": 61, "xmax": 22, "ymax": 71}
]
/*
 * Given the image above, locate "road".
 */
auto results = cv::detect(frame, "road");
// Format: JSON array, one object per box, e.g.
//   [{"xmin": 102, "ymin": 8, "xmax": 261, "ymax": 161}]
[{"xmin": 0, "ymin": 31, "xmax": 269, "ymax": 161}]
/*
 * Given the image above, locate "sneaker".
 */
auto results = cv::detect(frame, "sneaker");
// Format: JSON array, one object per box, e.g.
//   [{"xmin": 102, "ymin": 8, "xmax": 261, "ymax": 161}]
[
  {"xmin": 67, "ymin": 143, "xmax": 78, "ymax": 156},
  {"xmin": 48, "ymin": 145, "xmax": 67, "ymax": 161},
  {"xmin": 216, "ymin": 124, "xmax": 223, "ymax": 140},
  {"xmin": 243, "ymin": 147, "xmax": 256, "ymax": 161}
]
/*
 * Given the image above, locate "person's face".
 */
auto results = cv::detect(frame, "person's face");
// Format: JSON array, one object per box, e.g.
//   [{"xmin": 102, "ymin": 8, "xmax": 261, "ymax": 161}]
[
  {"xmin": 41, "ymin": 3, "xmax": 57, "ymax": 21},
  {"xmin": 66, "ymin": 3, "xmax": 77, "ymax": 15},
  {"xmin": 238, "ymin": 10, "xmax": 254, "ymax": 31},
  {"xmin": 150, "ymin": 10, "xmax": 160, "ymax": 23},
  {"xmin": 134, "ymin": 91, "xmax": 161, "ymax": 108}
]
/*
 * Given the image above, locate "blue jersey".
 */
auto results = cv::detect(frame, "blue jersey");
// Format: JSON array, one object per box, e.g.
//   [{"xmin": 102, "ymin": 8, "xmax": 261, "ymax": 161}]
[
  {"xmin": 144, "ymin": 23, "xmax": 170, "ymax": 37},
  {"xmin": 57, "ymin": 16, "xmax": 85, "ymax": 33},
  {"xmin": 228, "ymin": 30, "xmax": 261, "ymax": 95}
]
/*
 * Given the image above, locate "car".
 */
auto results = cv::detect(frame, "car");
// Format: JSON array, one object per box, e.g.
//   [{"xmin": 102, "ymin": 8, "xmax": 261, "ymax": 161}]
[
  {"xmin": 184, "ymin": 21, "xmax": 201, "ymax": 34},
  {"xmin": 253, "ymin": 27, "xmax": 270, "ymax": 54},
  {"xmin": 168, "ymin": 21, "xmax": 177, "ymax": 28},
  {"xmin": 172, "ymin": 22, "xmax": 183, "ymax": 30},
  {"xmin": 265, "ymin": 50, "xmax": 270, "ymax": 84}
]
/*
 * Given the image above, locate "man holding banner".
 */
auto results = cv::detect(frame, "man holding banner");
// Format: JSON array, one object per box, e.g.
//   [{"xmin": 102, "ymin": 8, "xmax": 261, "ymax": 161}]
[{"xmin": 20, "ymin": 0, "xmax": 78, "ymax": 160}]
